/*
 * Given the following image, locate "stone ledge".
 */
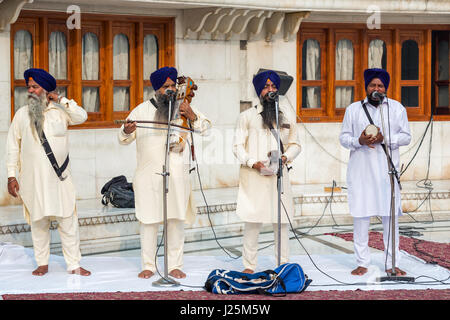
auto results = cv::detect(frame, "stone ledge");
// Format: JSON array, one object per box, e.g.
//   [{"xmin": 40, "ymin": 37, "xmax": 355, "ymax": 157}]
[
  {"xmin": 1, "ymin": 181, "xmax": 449, "ymax": 255},
  {"xmin": 10, "ymin": 210, "xmax": 449, "ymax": 256},
  {"xmin": 1, "ymin": 183, "xmax": 449, "ymax": 235}
]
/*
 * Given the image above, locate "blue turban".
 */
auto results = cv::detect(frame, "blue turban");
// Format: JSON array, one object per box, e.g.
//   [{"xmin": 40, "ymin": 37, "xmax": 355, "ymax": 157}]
[
  {"xmin": 150, "ymin": 67, "xmax": 178, "ymax": 91},
  {"xmin": 364, "ymin": 68, "xmax": 390, "ymax": 90},
  {"xmin": 253, "ymin": 70, "xmax": 281, "ymax": 97},
  {"xmin": 24, "ymin": 68, "xmax": 56, "ymax": 92}
]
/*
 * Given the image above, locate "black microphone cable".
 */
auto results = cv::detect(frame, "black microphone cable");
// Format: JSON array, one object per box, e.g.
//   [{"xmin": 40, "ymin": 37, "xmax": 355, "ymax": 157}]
[
  {"xmin": 278, "ymin": 94, "xmax": 449, "ymax": 286},
  {"xmin": 281, "ymin": 198, "xmax": 450, "ymax": 287}
]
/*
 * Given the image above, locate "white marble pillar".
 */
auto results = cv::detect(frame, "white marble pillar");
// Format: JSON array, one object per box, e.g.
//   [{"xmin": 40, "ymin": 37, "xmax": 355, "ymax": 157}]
[
  {"xmin": 0, "ymin": 25, "xmax": 11, "ymax": 205},
  {"xmin": 0, "ymin": 25, "xmax": 11, "ymax": 133}
]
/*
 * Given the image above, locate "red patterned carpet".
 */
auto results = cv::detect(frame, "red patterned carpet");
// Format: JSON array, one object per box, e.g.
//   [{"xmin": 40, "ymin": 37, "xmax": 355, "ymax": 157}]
[
  {"xmin": 326, "ymin": 232, "xmax": 450, "ymax": 269},
  {"xmin": 2, "ymin": 289, "xmax": 449, "ymax": 300}
]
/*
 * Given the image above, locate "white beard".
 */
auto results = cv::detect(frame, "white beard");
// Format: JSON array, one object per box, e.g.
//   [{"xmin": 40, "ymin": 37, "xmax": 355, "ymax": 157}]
[{"xmin": 28, "ymin": 92, "xmax": 48, "ymax": 141}]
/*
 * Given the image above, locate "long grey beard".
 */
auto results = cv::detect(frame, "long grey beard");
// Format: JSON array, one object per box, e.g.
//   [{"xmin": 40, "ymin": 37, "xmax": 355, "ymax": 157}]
[
  {"xmin": 28, "ymin": 92, "xmax": 47, "ymax": 141},
  {"xmin": 260, "ymin": 96, "xmax": 284, "ymax": 129},
  {"xmin": 154, "ymin": 92, "xmax": 176, "ymax": 122}
]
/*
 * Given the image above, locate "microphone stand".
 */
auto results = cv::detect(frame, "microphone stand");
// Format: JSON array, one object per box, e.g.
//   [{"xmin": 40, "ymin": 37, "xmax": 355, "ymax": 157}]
[
  {"xmin": 273, "ymin": 93, "xmax": 283, "ymax": 267},
  {"xmin": 153, "ymin": 93, "xmax": 180, "ymax": 287},
  {"xmin": 376, "ymin": 96, "xmax": 414, "ymax": 283}
]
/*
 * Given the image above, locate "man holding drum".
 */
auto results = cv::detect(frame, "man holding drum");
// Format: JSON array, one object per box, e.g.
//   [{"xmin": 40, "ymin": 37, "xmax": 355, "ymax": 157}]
[{"xmin": 339, "ymin": 68, "xmax": 411, "ymax": 276}]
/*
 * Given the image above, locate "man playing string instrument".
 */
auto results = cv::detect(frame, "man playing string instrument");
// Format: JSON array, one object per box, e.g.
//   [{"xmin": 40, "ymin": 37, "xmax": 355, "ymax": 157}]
[{"xmin": 118, "ymin": 67, "xmax": 211, "ymax": 279}]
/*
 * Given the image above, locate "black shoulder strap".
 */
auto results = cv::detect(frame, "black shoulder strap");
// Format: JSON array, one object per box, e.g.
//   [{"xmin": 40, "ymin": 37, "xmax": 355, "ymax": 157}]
[
  {"xmin": 150, "ymin": 97, "xmax": 158, "ymax": 109},
  {"xmin": 361, "ymin": 100, "xmax": 374, "ymax": 125},
  {"xmin": 39, "ymin": 130, "xmax": 69, "ymax": 181},
  {"xmin": 360, "ymin": 101, "xmax": 402, "ymax": 188}
]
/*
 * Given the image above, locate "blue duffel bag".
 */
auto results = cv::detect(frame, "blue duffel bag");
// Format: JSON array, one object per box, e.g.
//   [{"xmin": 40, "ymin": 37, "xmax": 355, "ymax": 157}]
[{"xmin": 204, "ymin": 263, "xmax": 312, "ymax": 295}]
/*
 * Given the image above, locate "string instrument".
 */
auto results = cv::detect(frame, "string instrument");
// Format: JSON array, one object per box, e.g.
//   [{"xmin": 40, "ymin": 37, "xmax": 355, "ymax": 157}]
[
  {"xmin": 114, "ymin": 119, "xmax": 195, "ymax": 132},
  {"xmin": 169, "ymin": 76, "xmax": 198, "ymax": 156}
]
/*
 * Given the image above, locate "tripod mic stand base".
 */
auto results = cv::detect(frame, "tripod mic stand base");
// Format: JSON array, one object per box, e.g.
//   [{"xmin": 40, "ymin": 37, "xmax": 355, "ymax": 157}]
[
  {"xmin": 152, "ymin": 276, "xmax": 180, "ymax": 287},
  {"xmin": 376, "ymin": 276, "xmax": 415, "ymax": 283}
]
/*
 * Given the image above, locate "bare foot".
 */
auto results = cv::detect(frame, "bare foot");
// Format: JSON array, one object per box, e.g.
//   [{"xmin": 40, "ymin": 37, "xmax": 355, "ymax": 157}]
[
  {"xmin": 32, "ymin": 265, "xmax": 48, "ymax": 276},
  {"xmin": 69, "ymin": 267, "xmax": 91, "ymax": 276},
  {"xmin": 138, "ymin": 270, "xmax": 154, "ymax": 279},
  {"xmin": 242, "ymin": 269, "xmax": 254, "ymax": 274},
  {"xmin": 351, "ymin": 266, "xmax": 368, "ymax": 276},
  {"xmin": 386, "ymin": 267, "xmax": 407, "ymax": 276},
  {"xmin": 169, "ymin": 269, "xmax": 186, "ymax": 279}
]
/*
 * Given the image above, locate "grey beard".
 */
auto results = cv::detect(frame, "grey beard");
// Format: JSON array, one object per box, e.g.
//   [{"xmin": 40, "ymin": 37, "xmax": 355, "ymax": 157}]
[
  {"xmin": 154, "ymin": 92, "xmax": 176, "ymax": 122},
  {"xmin": 260, "ymin": 96, "xmax": 284, "ymax": 129},
  {"xmin": 28, "ymin": 92, "xmax": 47, "ymax": 141}
]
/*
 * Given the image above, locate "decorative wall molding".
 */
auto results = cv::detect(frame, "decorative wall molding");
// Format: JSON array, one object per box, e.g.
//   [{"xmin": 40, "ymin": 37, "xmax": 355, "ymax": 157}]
[
  {"xmin": 0, "ymin": 0, "xmax": 33, "ymax": 32},
  {"xmin": 1, "ymin": 191, "xmax": 448, "ymax": 235},
  {"xmin": 183, "ymin": 7, "xmax": 310, "ymax": 42},
  {"xmin": 283, "ymin": 11, "xmax": 310, "ymax": 41}
]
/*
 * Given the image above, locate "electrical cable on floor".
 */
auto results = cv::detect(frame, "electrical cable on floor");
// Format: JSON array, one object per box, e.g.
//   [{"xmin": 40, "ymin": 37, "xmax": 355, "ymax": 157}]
[
  {"xmin": 153, "ymin": 227, "xmax": 205, "ymax": 289},
  {"xmin": 151, "ymin": 98, "xmax": 447, "ymax": 289},
  {"xmin": 151, "ymin": 136, "xmax": 231, "ymax": 289},
  {"xmin": 283, "ymin": 94, "xmax": 438, "ymax": 225},
  {"xmin": 194, "ymin": 160, "xmax": 241, "ymax": 260},
  {"xmin": 283, "ymin": 94, "xmax": 447, "ymax": 273},
  {"xmin": 191, "ymin": 135, "xmax": 284, "ymax": 257},
  {"xmin": 282, "ymin": 200, "xmax": 371, "ymax": 286},
  {"xmin": 282, "ymin": 199, "xmax": 450, "ymax": 287}
]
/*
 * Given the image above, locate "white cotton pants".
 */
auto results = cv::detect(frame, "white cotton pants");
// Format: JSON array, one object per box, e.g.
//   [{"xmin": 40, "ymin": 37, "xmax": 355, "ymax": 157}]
[
  {"xmin": 30, "ymin": 213, "xmax": 81, "ymax": 272},
  {"xmin": 140, "ymin": 219, "xmax": 185, "ymax": 273},
  {"xmin": 242, "ymin": 222, "xmax": 289, "ymax": 271},
  {"xmin": 353, "ymin": 216, "xmax": 401, "ymax": 270}
]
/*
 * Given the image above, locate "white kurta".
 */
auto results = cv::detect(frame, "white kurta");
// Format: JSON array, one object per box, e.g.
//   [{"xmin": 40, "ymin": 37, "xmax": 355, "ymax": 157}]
[
  {"xmin": 233, "ymin": 102, "xmax": 301, "ymax": 224},
  {"xmin": 339, "ymin": 97, "xmax": 411, "ymax": 218},
  {"xmin": 6, "ymin": 98, "xmax": 88, "ymax": 224},
  {"xmin": 118, "ymin": 96, "xmax": 211, "ymax": 225}
]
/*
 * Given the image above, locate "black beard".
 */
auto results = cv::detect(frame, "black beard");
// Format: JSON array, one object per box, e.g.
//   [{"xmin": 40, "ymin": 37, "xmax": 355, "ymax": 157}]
[
  {"xmin": 367, "ymin": 93, "xmax": 381, "ymax": 107},
  {"xmin": 260, "ymin": 96, "xmax": 283, "ymax": 129},
  {"xmin": 154, "ymin": 92, "xmax": 176, "ymax": 122}
]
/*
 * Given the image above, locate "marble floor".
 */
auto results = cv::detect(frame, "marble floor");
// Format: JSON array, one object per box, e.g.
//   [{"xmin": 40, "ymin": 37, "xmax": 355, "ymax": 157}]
[
  {"xmin": 2, "ymin": 180, "xmax": 449, "ymax": 270},
  {"xmin": 1, "ymin": 217, "xmax": 448, "ymax": 297},
  {"xmin": 91, "ymin": 218, "xmax": 450, "ymax": 263},
  {"xmin": 84, "ymin": 179, "xmax": 450, "ymax": 260}
]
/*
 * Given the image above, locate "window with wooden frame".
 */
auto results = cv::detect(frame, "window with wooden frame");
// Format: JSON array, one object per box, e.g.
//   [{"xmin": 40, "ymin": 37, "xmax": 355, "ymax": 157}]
[
  {"xmin": 398, "ymin": 31, "xmax": 424, "ymax": 115},
  {"xmin": 333, "ymin": 30, "xmax": 361, "ymax": 118},
  {"xmin": 297, "ymin": 23, "xmax": 450, "ymax": 122},
  {"xmin": 10, "ymin": 11, "xmax": 175, "ymax": 128},
  {"xmin": 298, "ymin": 30, "xmax": 327, "ymax": 121},
  {"xmin": 433, "ymin": 31, "xmax": 450, "ymax": 115}
]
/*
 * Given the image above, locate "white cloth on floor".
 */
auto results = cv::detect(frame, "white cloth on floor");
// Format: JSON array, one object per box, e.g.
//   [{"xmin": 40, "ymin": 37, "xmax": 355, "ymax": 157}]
[{"xmin": 0, "ymin": 243, "xmax": 449, "ymax": 295}]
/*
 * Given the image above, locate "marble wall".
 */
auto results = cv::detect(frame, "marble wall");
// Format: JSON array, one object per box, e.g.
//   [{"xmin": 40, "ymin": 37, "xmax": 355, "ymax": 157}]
[
  {"xmin": 0, "ymin": 26, "xmax": 11, "ymax": 206},
  {"xmin": 0, "ymin": 9, "xmax": 449, "ymax": 207}
]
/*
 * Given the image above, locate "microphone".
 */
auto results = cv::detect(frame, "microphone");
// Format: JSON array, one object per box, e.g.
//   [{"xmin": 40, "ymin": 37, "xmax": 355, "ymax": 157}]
[
  {"xmin": 371, "ymin": 91, "xmax": 385, "ymax": 101},
  {"xmin": 267, "ymin": 91, "xmax": 279, "ymax": 101},
  {"xmin": 165, "ymin": 89, "xmax": 176, "ymax": 96}
]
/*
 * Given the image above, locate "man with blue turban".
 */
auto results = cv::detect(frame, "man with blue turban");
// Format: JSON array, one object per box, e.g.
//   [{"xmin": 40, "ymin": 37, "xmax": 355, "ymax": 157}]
[
  {"xmin": 339, "ymin": 68, "xmax": 411, "ymax": 277},
  {"xmin": 6, "ymin": 68, "xmax": 90, "ymax": 276},
  {"xmin": 119, "ymin": 66, "xmax": 211, "ymax": 280},
  {"xmin": 233, "ymin": 70, "xmax": 301, "ymax": 273}
]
